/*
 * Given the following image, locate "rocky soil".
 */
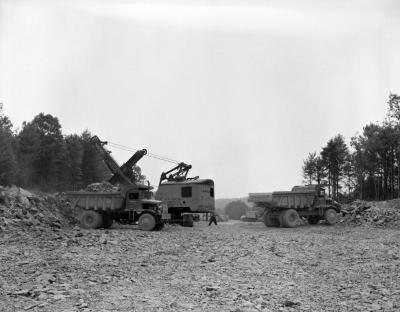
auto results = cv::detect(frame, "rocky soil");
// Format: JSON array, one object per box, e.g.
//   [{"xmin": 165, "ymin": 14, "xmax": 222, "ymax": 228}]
[
  {"xmin": 0, "ymin": 186, "xmax": 73, "ymax": 232},
  {"xmin": 1, "ymin": 186, "xmax": 400, "ymax": 311},
  {"xmin": 340, "ymin": 199, "xmax": 400, "ymax": 227},
  {"xmin": 1, "ymin": 221, "xmax": 400, "ymax": 312}
]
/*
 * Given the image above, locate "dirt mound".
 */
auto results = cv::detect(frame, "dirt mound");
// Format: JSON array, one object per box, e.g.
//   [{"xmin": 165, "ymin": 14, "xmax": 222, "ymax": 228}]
[
  {"xmin": 0, "ymin": 185, "xmax": 74, "ymax": 232},
  {"xmin": 85, "ymin": 182, "xmax": 120, "ymax": 192},
  {"xmin": 340, "ymin": 199, "xmax": 400, "ymax": 227}
]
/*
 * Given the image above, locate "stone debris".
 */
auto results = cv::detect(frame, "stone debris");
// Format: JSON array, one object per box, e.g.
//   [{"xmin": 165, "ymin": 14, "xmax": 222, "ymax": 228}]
[
  {"xmin": 340, "ymin": 199, "xmax": 400, "ymax": 227},
  {"xmin": 1, "ymin": 221, "xmax": 399, "ymax": 312},
  {"xmin": 84, "ymin": 182, "xmax": 120, "ymax": 193},
  {"xmin": 0, "ymin": 185, "xmax": 74, "ymax": 232},
  {"xmin": 1, "ymin": 185, "xmax": 400, "ymax": 311}
]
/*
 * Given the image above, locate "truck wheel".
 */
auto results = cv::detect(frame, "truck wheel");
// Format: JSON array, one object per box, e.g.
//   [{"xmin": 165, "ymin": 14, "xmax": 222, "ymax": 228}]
[
  {"xmin": 324, "ymin": 208, "xmax": 337, "ymax": 225},
  {"xmin": 308, "ymin": 216, "xmax": 320, "ymax": 225},
  {"xmin": 80, "ymin": 210, "xmax": 103, "ymax": 229},
  {"xmin": 282, "ymin": 209, "xmax": 299, "ymax": 228},
  {"xmin": 138, "ymin": 213, "xmax": 156, "ymax": 231},
  {"xmin": 102, "ymin": 217, "xmax": 113, "ymax": 229},
  {"xmin": 263, "ymin": 209, "xmax": 280, "ymax": 227}
]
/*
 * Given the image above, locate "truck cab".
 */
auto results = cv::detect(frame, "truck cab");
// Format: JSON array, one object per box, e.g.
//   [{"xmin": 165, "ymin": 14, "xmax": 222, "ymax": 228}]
[{"xmin": 116, "ymin": 185, "xmax": 169, "ymax": 229}]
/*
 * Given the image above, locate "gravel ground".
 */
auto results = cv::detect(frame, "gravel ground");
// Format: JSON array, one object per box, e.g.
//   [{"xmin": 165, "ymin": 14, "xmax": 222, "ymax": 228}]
[{"xmin": 1, "ymin": 221, "xmax": 400, "ymax": 312}]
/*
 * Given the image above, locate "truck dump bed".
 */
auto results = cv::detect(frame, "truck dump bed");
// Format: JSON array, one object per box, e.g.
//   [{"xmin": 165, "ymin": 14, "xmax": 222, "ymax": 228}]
[
  {"xmin": 249, "ymin": 190, "xmax": 315, "ymax": 209},
  {"xmin": 248, "ymin": 193, "xmax": 273, "ymax": 207},
  {"xmin": 66, "ymin": 191, "xmax": 125, "ymax": 212},
  {"xmin": 272, "ymin": 191, "xmax": 315, "ymax": 209}
]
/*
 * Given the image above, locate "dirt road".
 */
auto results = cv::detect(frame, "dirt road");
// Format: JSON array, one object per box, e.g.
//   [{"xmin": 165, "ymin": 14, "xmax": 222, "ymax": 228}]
[{"xmin": 1, "ymin": 221, "xmax": 399, "ymax": 312}]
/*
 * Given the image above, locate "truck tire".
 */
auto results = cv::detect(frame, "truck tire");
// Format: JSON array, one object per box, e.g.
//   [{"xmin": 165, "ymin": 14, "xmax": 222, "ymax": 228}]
[
  {"xmin": 80, "ymin": 210, "xmax": 103, "ymax": 229},
  {"xmin": 263, "ymin": 209, "xmax": 280, "ymax": 227},
  {"xmin": 308, "ymin": 216, "xmax": 320, "ymax": 225},
  {"xmin": 102, "ymin": 217, "xmax": 113, "ymax": 229},
  {"xmin": 138, "ymin": 213, "xmax": 156, "ymax": 231},
  {"xmin": 324, "ymin": 208, "xmax": 337, "ymax": 225},
  {"xmin": 282, "ymin": 209, "xmax": 299, "ymax": 228}
]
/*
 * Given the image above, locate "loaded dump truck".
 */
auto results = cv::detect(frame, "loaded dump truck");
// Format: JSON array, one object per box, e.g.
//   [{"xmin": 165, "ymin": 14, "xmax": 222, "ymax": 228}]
[
  {"xmin": 66, "ymin": 136, "xmax": 170, "ymax": 230},
  {"xmin": 248, "ymin": 185, "xmax": 341, "ymax": 228},
  {"xmin": 66, "ymin": 185, "xmax": 167, "ymax": 230}
]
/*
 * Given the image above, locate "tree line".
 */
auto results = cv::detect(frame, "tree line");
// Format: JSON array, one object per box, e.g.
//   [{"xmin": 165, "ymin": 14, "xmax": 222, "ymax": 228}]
[
  {"xmin": 0, "ymin": 104, "xmax": 113, "ymax": 191},
  {"xmin": 302, "ymin": 94, "xmax": 400, "ymax": 201},
  {"xmin": 223, "ymin": 200, "xmax": 250, "ymax": 220}
]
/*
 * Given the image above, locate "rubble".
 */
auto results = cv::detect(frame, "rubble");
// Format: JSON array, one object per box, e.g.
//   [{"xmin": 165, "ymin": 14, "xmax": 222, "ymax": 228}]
[
  {"xmin": 84, "ymin": 182, "xmax": 120, "ymax": 192},
  {"xmin": 1, "ymin": 222, "xmax": 399, "ymax": 311},
  {"xmin": 1, "ymin": 183, "xmax": 400, "ymax": 311},
  {"xmin": 0, "ymin": 181, "xmax": 123, "ymax": 233},
  {"xmin": 340, "ymin": 199, "xmax": 400, "ymax": 227},
  {"xmin": 0, "ymin": 185, "xmax": 74, "ymax": 232}
]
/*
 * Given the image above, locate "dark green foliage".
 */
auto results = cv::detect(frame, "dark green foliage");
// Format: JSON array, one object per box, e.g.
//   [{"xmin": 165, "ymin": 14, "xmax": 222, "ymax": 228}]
[
  {"xmin": 17, "ymin": 122, "xmax": 41, "ymax": 186},
  {"xmin": 302, "ymin": 152, "xmax": 316, "ymax": 185},
  {"xmin": 65, "ymin": 135, "xmax": 84, "ymax": 190},
  {"xmin": 303, "ymin": 93, "xmax": 400, "ymax": 201},
  {"xmin": 302, "ymin": 135, "xmax": 349, "ymax": 200},
  {"xmin": 0, "ymin": 106, "xmax": 141, "ymax": 191},
  {"xmin": 302, "ymin": 152, "xmax": 325, "ymax": 185},
  {"xmin": 321, "ymin": 134, "xmax": 349, "ymax": 199},
  {"xmin": 29, "ymin": 113, "xmax": 65, "ymax": 190},
  {"xmin": 387, "ymin": 93, "xmax": 400, "ymax": 122},
  {"xmin": 224, "ymin": 200, "xmax": 249, "ymax": 220},
  {"xmin": 0, "ymin": 106, "xmax": 18, "ymax": 185},
  {"xmin": 80, "ymin": 130, "xmax": 110, "ymax": 186},
  {"xmin": 350, "ymin": 122, "xmax": 399, "ymax": 200}
]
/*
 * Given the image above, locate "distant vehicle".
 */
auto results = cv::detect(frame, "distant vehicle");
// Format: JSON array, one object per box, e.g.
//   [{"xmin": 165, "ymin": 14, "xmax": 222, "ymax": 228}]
[
  {"xmin": 155, "ymin": 163, "xmax": 215, "ymax": 223},
  {"xmin": 248, "ymin": 185, "xmax": 341, "ymax": 228},
  {"xmin": 241, "ymin": 211, "xmax": 258, "ymax": 222}
]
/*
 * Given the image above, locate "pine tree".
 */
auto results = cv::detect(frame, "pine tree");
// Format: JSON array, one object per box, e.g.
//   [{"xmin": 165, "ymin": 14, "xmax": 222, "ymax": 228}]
[
  {"xmin": 0, "ymin": 104, "xmax": 18, "ymax": 185},
  {"xmin": 65, "ymin": 134, "xmax": 84, "ymax": 190},
  {"xmin": 321, "ymin": 134, "xmax": 348, "ymax": 200},
  {"xmin": 302, "ymin": 152, "xmax": 317, "ymax": 185},
  {"xmin": 17, "ymin": 122, "xmax": 41, "ymax": 187},
  {"xmin": 80, "ymin": 130, "xmax": 109, "ymax": 186},
  {"xmin": 22, "ymin": 113, "xmax": 65, "ymax": 190}
]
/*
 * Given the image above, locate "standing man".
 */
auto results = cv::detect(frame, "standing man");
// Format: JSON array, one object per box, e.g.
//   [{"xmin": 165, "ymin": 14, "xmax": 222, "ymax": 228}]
[{"xmin": 208, "ymin": 212, "xmax": 218, "ymax": 226}]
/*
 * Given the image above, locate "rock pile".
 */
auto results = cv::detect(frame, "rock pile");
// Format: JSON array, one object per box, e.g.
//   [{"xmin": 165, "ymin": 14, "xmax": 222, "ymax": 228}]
[
  {"xmin": 340, "ymin": 199, "xmax": 400, "ymax": 227},
  {"xmin": 0, "ymin": 186, "xmax": 73, "ymax": 232},
  {"xmin": 85, "ymin": 182, "xmax": 120, "ymax": 192}
]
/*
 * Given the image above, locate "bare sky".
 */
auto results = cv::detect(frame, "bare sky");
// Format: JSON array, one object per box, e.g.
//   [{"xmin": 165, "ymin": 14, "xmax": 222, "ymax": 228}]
[{"xmin": 1, "ymin": 0, "xmax": 399, "ymax": 198}]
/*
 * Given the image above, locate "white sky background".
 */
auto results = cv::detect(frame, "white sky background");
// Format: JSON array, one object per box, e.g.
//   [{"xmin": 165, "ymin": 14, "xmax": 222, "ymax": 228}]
[{"xmin": 0, "ymin": 0, "xmax": 399, "ymax": 198}]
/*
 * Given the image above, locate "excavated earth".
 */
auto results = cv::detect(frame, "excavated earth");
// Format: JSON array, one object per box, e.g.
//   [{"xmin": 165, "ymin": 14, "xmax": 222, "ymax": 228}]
[{"xmin": 1, "ymin": 221, "xmax": 400, "ymax": 312}]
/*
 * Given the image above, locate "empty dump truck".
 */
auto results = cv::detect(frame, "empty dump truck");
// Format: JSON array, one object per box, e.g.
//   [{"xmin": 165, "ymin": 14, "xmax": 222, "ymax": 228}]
[{"xmin": 248, "ymin": 185, "xmax": 341, "ymax": 228}]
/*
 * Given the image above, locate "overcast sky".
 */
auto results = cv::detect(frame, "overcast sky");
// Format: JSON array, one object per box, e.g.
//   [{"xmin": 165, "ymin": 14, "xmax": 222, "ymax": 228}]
[{"xmin": 1, "ymin": 0, "xmax": 399, "ymax": 198}]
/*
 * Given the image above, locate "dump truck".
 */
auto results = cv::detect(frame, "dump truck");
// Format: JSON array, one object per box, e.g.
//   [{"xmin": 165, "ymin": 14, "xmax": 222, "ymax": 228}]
[
  {"xmin": 66, "ymin": 185, "xmax": 168, "ymax": 230},
  {"xmin": 248, "ymin": 185, "xmax": 341, "ymax": 228},
  {"xmin": 66, "ymin": 136, "xmax": 170, "ymax": 230}
]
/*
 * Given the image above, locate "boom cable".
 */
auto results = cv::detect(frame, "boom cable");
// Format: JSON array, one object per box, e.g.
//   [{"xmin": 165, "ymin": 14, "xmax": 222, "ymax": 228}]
[{"xmin": 107, "ymin": 141, "xmax": 181, "ymax": 164}]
